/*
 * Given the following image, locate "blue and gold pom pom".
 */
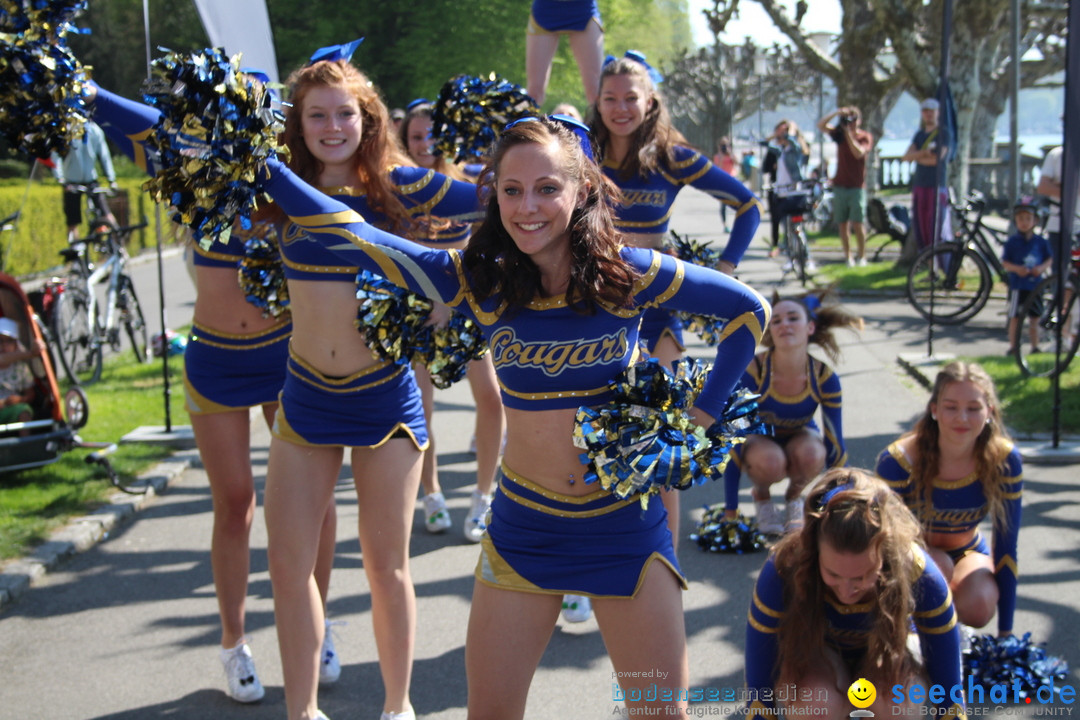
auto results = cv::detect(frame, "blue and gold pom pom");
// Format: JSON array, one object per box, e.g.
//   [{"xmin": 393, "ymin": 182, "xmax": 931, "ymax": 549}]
[
  {"xmin": 964, "ymin": 633, "xmax": 1069, "ymax": 701},
  {"xmin": 573, "ymin": 358, "xmax": 764, "ymax": 507},
  {"xmin": 238, "ymin": 224, "xmax": 289, "ymax": 318},
  {"xmin": 355, "ymin": 270, "xmax": 487, "ymax": 387},
  {"xmin": 668, "ymin": 231, "xmax": 730, "ymax": 346},
  {"xmin": 431, "ymin": 73, "xmax": 539, "ymax": 163},
  {"xmin": 690, "ymin": 506, "xmax": 767, "ymax": 554},
  {"xmin": 140, "ymin": 47, "xmax": 284, "ymax": 247},
  {"xmin": 0, "ymin": 1, "xmax": 91, "ymax": 157}
]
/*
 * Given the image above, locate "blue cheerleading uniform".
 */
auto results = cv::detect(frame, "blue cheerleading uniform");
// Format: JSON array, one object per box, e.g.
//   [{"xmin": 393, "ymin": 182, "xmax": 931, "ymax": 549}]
[
  {"xmin": 259, "ymin": 158, "xmax": 769, "ymax": 594},
  {"xmin": 876, "ymin": 441, "xmax": 1023, "ymax": 634},
  {"xmin": 528, "ymin": 0, "xmax": 602, "ymax": 34},
  {"xmin": 603, "ymin": 146, "xmax": 762, "ymax": 353},
  {"xmin": 722, "ymin": 350, "xmax": 847, "ymax": 511},
  {"xmin": 745, "ymin": 545, "xmax": 965, "ymax": 719}
]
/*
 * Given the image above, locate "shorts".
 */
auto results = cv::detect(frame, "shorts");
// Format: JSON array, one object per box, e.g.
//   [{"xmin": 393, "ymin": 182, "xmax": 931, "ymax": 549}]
[
  {"xmin": 943, "ymin": 531, "xmax": 990, "ymax": 564},
  {"xmin": 528, "ymin": 0, "xmax": 602, "ymax": 34},
  {"xmin": 831, "ymin": 186, "xmax": 865, "ymax": 224},
  {"xmin": 272, "ymin": 344, "xmax": 428, "ymax": 449},
  {"xmin": 638, "ymin": 306, "xmax": 685, "ymax": 354},
  {"xmin": 0, "ymin": 402, "xmax": 32, "ymax": 424},
  {"xmin": 475, "ymin": 464, "xmax": 686, "ymax": 597},
  {"xmin": 61, "ymin": 183, "xmax": 110, "ymax": 229},
  {"xmin": 1007, "ymin": 288, "xmax": 1042, "ymax": 319},
  {"xmin": 183, "ymin": 321, "xmax": 291, "ymax": 414}
]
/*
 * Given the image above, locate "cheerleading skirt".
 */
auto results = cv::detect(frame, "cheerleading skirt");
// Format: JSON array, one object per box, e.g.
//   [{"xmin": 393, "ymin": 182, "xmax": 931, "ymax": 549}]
[
  {"xmin": 183, "ymin": 320, "xmax": 291, "ymax": 415},
  {"xmin": 272, "ymin": 344, "xmax": 428, "ymax": 449},
  {"xmin": 942, "ymin": 531, "xmax": 990, "ymax": 564},
  {"xmin": 475, "ymin": 463, "xmax": 685, "ymax": 597},
  {"xmin": 528, "ymin": 0, "xmax": 602, "ymax": 34},
  {"xmin": 638, "ymin": 306, "xmax": 685, "ymax": 355}
]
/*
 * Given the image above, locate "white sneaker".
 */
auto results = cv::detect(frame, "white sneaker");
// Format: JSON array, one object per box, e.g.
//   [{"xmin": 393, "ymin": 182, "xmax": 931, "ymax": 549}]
[
  {"xmin": 220, "ymin": 640, "xmax": 265, "ymax": 703},
  {"xmin": 754, "ymin": 499, "xmax": 784, "ymax": 535},
  {"xmin": 468, "ymin": 434, "xmax": 477, "ymax": 454},
  {"xmin": 320, "ymin": 619, "xmax": 344, "ymax": 685},
  {"xmin": 785, "ymin": 497, "xmax": 806, "ymax": 533},
  {"xmin": 781, "ymin": 260, "xmax": 794, "ymax": 272},
  {"xmin": 463, "ymin": 490, "xmax": 493, "ymax": 543},
  {"xmin": 857, "ymin": 256, "xmax": 868, "ymax": 267},
  {"xmin": 806, "ymin": 259, "xmax": 819, "ymax": 272},
  {"xmin": 846, "ymin": 256, "xmax": 856, "ymax": 267},
  {"xmin": 561, "ymin": 594, "xmax": 593, "ymax": 623},
  {"xmin": 422, "ymin": 492, "xmax": 452, "ymax": 533},
  {"xmin": 380, "ymin": 711, "xmax": 416, "ymax": 720}
]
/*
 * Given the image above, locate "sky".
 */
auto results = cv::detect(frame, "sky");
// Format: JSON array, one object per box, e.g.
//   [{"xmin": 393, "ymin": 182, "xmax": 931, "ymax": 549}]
[{"xmin": 684, "ymin": 0, "xmax": 842, "ymax": 48}]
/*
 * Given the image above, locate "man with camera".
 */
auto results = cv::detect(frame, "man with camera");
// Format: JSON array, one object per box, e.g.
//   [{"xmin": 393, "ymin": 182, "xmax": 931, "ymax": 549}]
[{"xmin": 817, "ymin": 106, "xmax": 873, "ymax": 266}]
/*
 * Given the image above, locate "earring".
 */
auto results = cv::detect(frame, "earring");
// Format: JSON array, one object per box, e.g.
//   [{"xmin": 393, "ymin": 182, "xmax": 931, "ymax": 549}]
[{"xmin": 931, "ymin": 413, "xmax": 937, "ymax": 421}]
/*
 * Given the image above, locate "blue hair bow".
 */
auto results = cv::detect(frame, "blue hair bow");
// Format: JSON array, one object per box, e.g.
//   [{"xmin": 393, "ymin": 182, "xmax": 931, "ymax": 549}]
[
  {"xmin": 309, "ymin": 37, "xmax": 364, "ymax": 65},
  {"xmin": 816, "ymin": 480, "xmax": 854, "ymax": 511},
  {"xmin": 239, "ymin": 67, "xmax": 280, "ymax": 101},
  {"xmin": 406, "ymin": 97, "xmax": 430, "ymax": 112},
  {"xmin": 504, "ymin": 115, "xmax": 595, "ymax": 161},
  {"xmin": 604, "ymin": 50, "xmax": 663, "ymax": 85},
  {"xmin": 803, "ymin": 295, "xmax": 821, "ymax": 320}
]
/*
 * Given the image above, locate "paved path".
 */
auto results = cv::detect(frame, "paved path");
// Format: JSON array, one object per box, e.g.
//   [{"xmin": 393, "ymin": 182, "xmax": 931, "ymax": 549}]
[{"xmin": 1, "ymin": 190, "xmax": 1077, "ymax": 719}]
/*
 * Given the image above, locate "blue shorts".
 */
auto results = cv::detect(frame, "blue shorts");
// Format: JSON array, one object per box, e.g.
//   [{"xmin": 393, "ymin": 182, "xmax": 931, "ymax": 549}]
[
  {"xmin": 638, "ymin": 307, "xmax": 685, "ymax": 354},
  {"xmin": 528, "ymin": 0, "xmax": 602, "ymax": 33},
  {"xmin": 475, "ymin": 464, "xmax": 685, "ymax": 597},
  {"xmin": 272, "ymin": 345, "xmax": 428, "ymax": 449},
  {"xmin": 183, "ymin": 320, "xmax": 291, "ymax": 414},
  {"xmin": 944, "ymin": 531, "xmax": 990, "ymax": 564}
]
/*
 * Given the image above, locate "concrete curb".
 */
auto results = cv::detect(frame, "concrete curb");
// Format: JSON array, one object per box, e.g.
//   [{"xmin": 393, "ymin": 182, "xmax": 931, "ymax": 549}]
[{"xmin": 0, "ymin": 453, "xmax": 195, "ymax": 611}]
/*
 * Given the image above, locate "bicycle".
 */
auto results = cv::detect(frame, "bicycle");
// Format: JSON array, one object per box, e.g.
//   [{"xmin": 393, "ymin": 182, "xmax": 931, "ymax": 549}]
[
  {"xmin": 46, "ymin": 208, "xmax": 150, "ymax": 385},
  {"xmin": 906, "ymin": 188, "xmax": 1010, "ymax": 325},
  {"xmin": 776, "ymin": 180, "xmax": 824, "ymax": 287},
  {"xmin": 1013, "ymin": 236, "xmax": 1080, "ymax": 378}
]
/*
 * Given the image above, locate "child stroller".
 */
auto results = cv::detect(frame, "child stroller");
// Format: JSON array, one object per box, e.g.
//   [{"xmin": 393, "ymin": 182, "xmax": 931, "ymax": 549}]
[
  {"xmin": 866, "ymin": 197, "xmax": 911, "ymax": 261},
  {"xmin": 0, "ymin": 272, "xmax": 126, "ymax": 488}
]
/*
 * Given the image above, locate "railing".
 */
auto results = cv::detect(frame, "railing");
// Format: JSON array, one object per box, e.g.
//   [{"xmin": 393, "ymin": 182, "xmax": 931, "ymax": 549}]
[{"xmin": 875, "ymin": 153, "xmax": 1042, "ymax": 194}]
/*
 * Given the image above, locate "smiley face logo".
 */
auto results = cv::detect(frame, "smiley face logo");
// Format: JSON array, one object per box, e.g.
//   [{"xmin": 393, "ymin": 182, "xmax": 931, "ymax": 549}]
[{"xmin": 847, "ymin": 677, "xmax": 876, "ymax": 709}]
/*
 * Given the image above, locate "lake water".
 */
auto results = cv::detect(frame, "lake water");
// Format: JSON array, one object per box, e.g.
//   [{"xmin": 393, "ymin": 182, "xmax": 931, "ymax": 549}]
[{"xmin": 876, "ymin": 133, "xmax": 1063, "ymax": 159}]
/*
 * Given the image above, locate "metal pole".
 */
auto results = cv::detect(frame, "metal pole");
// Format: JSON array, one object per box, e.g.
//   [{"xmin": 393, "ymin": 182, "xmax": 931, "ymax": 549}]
[
  {"xmin": 1009, "ymin": 0, "xmax": 1020, "ymax": 203},
  {"xmin": 144, "ymin": 0, "xmax": 172, "ymax": 432}
]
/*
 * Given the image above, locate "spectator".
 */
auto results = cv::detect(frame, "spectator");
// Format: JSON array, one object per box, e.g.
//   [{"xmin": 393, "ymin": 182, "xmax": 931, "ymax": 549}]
[
  {"xmin": 1001, "ymin": 197, "xmax": 1053, "ymax": 355},
  {"xmin": 817, "ymin": 106, "xmax": 873, "ymax": 265},
  {"xmin": 901, "ymin": 98, "xmax": 952, "ymax": 250},
  {"xmin": 49, "ymin": 120, "xmax": 118, "ymax": 241},
  {"xmin": 713, "ymin": 137, "xmax": 737, "ymax": 231},
  {"xmin": 0, "ymin": 318, "xmax": 42, "ymax": 431}
]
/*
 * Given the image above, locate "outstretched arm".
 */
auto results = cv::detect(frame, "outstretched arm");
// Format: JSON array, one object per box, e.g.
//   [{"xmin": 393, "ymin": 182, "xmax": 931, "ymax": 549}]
[{"xmin": 89, "ymin": 85, "xmax": 162, "ymax": 176}]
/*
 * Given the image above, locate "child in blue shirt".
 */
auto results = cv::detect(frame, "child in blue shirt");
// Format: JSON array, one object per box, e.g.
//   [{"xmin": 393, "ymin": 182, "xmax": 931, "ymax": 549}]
[{"xmin": 1001, "ymin": 197, "xmax": 1053, "ymax": 354}]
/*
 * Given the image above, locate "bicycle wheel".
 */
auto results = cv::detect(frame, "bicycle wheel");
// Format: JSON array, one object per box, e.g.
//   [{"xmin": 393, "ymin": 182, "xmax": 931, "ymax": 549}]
[
  {"xmin": 906, "ymin": 244, "xmax": 992, "ymax": 324},
  {"xmin": 1015, "ymin": 276, "xmax": 1080, "ymax": 378},
  {"xmin": 51, "ymin": 285, "xmax": 103, "ymax": 385},
  {"xmin": 792, "ymin": 223, "xmax": 811, "ymax": 286},
  {"xmin": 117, "ymin": 275, "xmax": 150, "ymax": 364}
]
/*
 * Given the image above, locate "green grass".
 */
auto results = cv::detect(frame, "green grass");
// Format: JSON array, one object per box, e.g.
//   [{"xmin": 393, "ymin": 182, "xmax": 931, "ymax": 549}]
[
  {"xmin": 962, "ymin": 354, "xmax": 1080, "ymax": 436},
  {"xmin": 0, "ymin": 347, "xmax": 187, "ymax": 561}
]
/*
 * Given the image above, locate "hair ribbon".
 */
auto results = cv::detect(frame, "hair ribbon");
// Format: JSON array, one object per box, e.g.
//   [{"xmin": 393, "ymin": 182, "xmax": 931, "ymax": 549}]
[
  {"xmin": 505, "ymin": 115, "xmax": 595, "ymax": 162},
  {"xmin": 406, "ymin": 97, "xmax": 430, "ymax": 112},
  {"xmin": 803, "ymin": 295, "xmax": 821, "ymax": 320},
  {"xmin": 604, "ymin": 50, "xmax": 663, "ymax": 84},
  {"xmin": 816, "ymin": 480, "xmax": 854, "ymax": 511},
  {"xmin": 309, "ymin": 37, "xmax": 364, "ymax": 65}
]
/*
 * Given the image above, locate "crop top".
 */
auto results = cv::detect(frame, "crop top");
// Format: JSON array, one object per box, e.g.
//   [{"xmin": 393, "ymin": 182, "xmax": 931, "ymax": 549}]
[
  {"xmin": 261, "ymin": 158, "xmax": 769, "ymax": 415},
  {"xmin": 745, "ymin": 545, "xmax": 964, "ymax": 718},
  {"xmin": 876, "ymin": 441, "xmax": 1023, "ymax": 634},
  {"xmin": 602, "ymin": 145, "xmax": 763, "ymax": 266}
]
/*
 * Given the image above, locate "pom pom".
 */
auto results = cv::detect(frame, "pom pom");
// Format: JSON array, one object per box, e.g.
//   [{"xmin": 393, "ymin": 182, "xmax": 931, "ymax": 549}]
[
  {"xmin": 355, "ymin": 270, "xmax": 487, "ymax": 387},
  {"xmin": 140, "ymin": 47, "xmax": 284, "ymax": 247},
  {"xmin": 430, "ymin": 73, "xmax": 539, "ymax": 163},
  {"xmin": 239, "ymin": 224, "xmax": 290, "ymax": 317},
  {"xmin": 572, "ymin": 358, "xmax": 764, "ymax": 507},
  {"xmin": 0, "ymin": 2, "xmax": 92, "ymax": 157},
  {"xmin": 667, "ymin": 231, "xmax": 730, "ymax": 346},
  {"xmin": 690, "ymin": 506, "xmax": 767, "ymax": 554},
  {"xmin": 964, "ymin": 633, "xmax": 1070, "ymax": 701}
]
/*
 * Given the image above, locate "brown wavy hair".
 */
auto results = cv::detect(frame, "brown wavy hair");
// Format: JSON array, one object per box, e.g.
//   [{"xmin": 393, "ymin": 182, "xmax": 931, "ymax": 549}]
[
  {"xmin": 588, "ymin": 57, "xmax": 690, "ymax": 181},
  {"xmin": 398, "ymin": 101, "xmax": 466, "ymax": 182},
  {"xmin": 256, "ymin": 60, "xmax": 413, "ymax": 235},
  {"xmin": 772, "ymin": 468, "xmax": 923, "ymax": 688},
  {"xmin": 904, "ymin": 361, "xmax": 1014, "ymax": 531},
  {"xmin": 463, "ymin": 117, "xmax": 637, "ymax": 314},
  {"xmin": 761, "ymin": 285, "xmax": 864, "ymax": 364}
]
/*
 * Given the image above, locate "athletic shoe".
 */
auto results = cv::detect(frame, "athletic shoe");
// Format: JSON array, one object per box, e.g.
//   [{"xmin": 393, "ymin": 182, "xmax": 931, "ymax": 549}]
[
  {"xmin": 781, "ymin": 260, "xmax": 794, "ymax": 273},
  {"xmin": 754, "ymin": 499, "xmax": 784, "ymax": 535},
  {"xmin": 320, "ymin": 619, "xmax": 344, "ymax": 685},
  {"xmin": 422, "ymin": 492, "xmax": 452, "ymax": 533},
  {"xmin": 463, "ymin": 490, "xmax": 493, "ymax": 543},
  {"xmin": 380, "ymin": 710, "xmax": 416, "ymax": 720},
  {"xmin": 857, "ymin": 256, "xmax": 868, "ymax": 267},
  {"xmin": 846, "ymin": 256, "xmax": 856, "ymax": 267},
  {"xmin": 561, "ymin": 594, "xmax": 593, "ymax": 623},
  {"xmin": 806, "ymin": 259, "xmax": 819, "ymax": 273},
  {"xmin": 220, "ymin": 640, "xmax": 265, "ymax": 703},
  {"xmin": 785, "ymin": 497, "xmax": 806, "ymax": 533}
]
